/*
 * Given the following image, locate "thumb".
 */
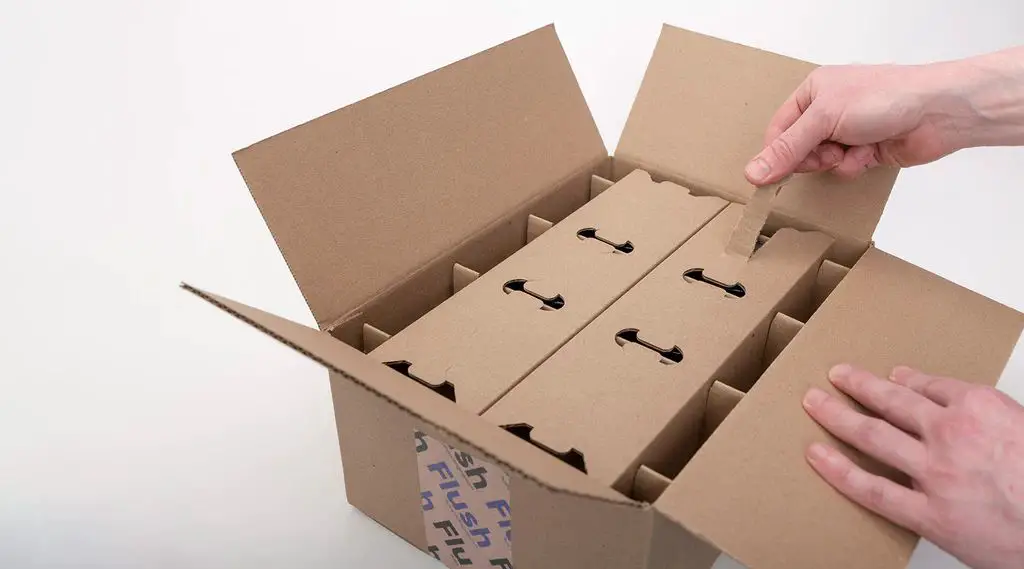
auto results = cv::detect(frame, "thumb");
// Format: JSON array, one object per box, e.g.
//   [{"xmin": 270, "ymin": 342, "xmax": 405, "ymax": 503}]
[{"xmin": 745, "ymin": 107, "xmax": 831, "ymax": 185}]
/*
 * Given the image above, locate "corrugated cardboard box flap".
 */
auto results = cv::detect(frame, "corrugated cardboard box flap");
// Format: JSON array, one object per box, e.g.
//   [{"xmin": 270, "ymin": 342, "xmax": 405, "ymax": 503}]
[
  {"xmin": 232, "ymin": 24, "xmax": 606, "ymax": 328},
  {"xmin": 651, "ymin": 249, "xmax": 1024, "ymax": 569},
  {"xmin": 181, "ymin": 283, "xmax": 639, "ymax": 507},
  {"xmin": 615, "ymin": 24, "xmax": 899, "ymax": 242}
]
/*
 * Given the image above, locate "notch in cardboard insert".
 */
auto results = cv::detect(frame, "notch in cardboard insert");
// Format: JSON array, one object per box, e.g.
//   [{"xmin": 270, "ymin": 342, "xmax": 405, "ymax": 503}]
[
  {"xmin": 590, "ymin": 174, "xmax": 614, "ymax": 199},
  {"xmin": 526, "ymin": 214, "xmax": 554, "ymax": 244},
  {"xmin": 383, "ymin": 360, "xmax": 457, "ymax": 402},
  {"xmin": 576, "ymin": 227, "xmax": 634, "ymax": 254},
  {"xmin": 764, "ymin": 312, "xmax": 804, "ymax": 368},
  {"xmin": 614, "ymin": 328, "xmax": 683, "ymax": 364},
  {"xmin": 453, "ymin": 262, "xmax": 480, "ymax": 294},
  {"xmin": 501, "ymin": 279, "xmax": 565, "ymax": 310},
  {"xmin": 362, "ymin": 323, "xmax": 392, "ymax": 353},
  {"xmin": 501, "ymin": 423, "xmax": 587, "ymax": 473}
]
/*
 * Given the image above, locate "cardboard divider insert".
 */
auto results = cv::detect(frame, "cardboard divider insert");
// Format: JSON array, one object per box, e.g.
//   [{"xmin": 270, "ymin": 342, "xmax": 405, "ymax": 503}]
[
  {"xmin": 654, "ymin": 247, "xmax": 1024, "ymax": 569},
  {"xmin": 361, "ymin": 323, "xmax": 392, "ymax": 353},
  {"xmin": 366, "ymin": 169, "xmax": 728, "ymax": 413},
  {"xmin": 451, "ymin": 263, "xmax": 480, "ymax": 294},
  {"xmin": 483, "ymin": 202, "xmax": 836, "ymax": 492},
  {"xmin": 631, "ymin": 380, "xmax": 743, "ymax": 503}
]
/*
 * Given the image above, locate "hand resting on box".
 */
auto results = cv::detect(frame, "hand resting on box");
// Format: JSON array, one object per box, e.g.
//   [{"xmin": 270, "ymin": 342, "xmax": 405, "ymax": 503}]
[{"xmin": 802, "ymin": 364, "xmax": 1024, "ymax": 569}]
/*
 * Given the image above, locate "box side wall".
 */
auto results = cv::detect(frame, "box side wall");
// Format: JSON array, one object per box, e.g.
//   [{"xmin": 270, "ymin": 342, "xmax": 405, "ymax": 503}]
[
  {"xmin": 233, "ymin": 24, "xmax": 607, "ymax": 327},
  {"xmin": 330, "ymin": 369, "xmax": 653, "ymax": 569},
  {"xmin": 655, "ymin": 247, "xmax": 1024, "ymax": 569}
]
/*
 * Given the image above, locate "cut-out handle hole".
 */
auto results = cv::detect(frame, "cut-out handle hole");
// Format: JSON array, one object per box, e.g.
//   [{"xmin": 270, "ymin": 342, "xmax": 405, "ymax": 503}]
[
  {"xmin": 614, "ymin": 328, "xmax": 683, "ymax": 364},
  {"xmin": 502, "ymin": 278, "xmax": 565, "ymax": 310},
  {"xmin": 683, "ymin": 268, "xmax": 746, "ymax": 298},
  {"xmin": 383, "ymin": 360, "xmax": 457, "ymax": 402},
  {"xmin": 576, "ymin": 227, "xmax": 634, "ymax": 254},
  {"xmin": 502, "ymin": 423, "xmax": 587, "ymax": 473}
]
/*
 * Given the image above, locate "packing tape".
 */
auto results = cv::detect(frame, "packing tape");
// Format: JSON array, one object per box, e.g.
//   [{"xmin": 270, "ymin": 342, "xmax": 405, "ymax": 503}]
[
  {"xmin": 415, "ymin": 430, "xmax": 513, "ymax": 569},
  {"xmin": 705, "ymin": 175, "xmax": 793, "ymax": 284}
]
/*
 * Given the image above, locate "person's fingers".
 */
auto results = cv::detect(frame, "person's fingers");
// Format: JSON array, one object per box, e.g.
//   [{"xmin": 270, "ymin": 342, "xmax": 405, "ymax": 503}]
[
  {"xmin": 763, "ymin": 77, "xmax": 814, "ymax": 146},
  {"xmin": 816, "ymin": 142, "xmax": 845, "ymax": 169},
  {"xmin": 889, "ymin": 366, "xmax": 972, "ymax": 406},
  {"xmin": 803, "ymin": 387, "xmax": 927, "ymax": 479},
  {"xmin": 795, "ymin": 153, "xmax": 822, "ymax": 173},
  {"xmin": 833, "ymin": 145, "xmax": 880, "ymax": 178},
  {"xmin": 745, "ymin": 106, "xmax": 832, "ymax": 185},
  {"xmin": 806, "ymin": 442, "xmax": 929, "ymax": 535},
  {"xmin": 795, "ymin": 143, "xmax": 846, "ymax": 173},
  {"xmin": 828, "ymin": 364, "xmax": 937, "ymax": 435}
]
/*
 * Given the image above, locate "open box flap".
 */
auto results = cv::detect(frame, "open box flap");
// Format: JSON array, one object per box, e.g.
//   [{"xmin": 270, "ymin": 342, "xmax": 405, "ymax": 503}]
[
  {"xmin": 615, "ymin": 24, "xmax": 899, "ymax": 242},
  {"xmin": 181, "ymin": 283, "xmax": 637, "ymax": 508},
  {"xmin": 651, "ymin": 248, "xmax": 1024, "ymax": 569},
  {"xmin": 232, "ymin": 24, "xmax": 606, "ymax": 328}
]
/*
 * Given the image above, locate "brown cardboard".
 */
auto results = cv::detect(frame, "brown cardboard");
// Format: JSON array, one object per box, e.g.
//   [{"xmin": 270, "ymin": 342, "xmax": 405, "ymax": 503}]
[
  {"xmin": 232, "ymin": 24, "xmax": 606, "ymax": 328},
  {"xmin": 484, "ymin": 203, "xmax": 834, "ymax": 491},
  {"xmin": 656, "ymin": 248, "xmax": 1024, "ymax": 569},
  {"xmin": 184, "ymin": 21, "xmax": 1024, "ymax": 569},
  {"xmin": 616, "ymin": 25, "xmax": 899, "ymax": 247},
  {"xmin": 369, "ymin": 170, "xmax": 726, "ymax": 413},
  {"xmin": 184, "ymin": 285, "xmax": 659, "ymax": 569}
]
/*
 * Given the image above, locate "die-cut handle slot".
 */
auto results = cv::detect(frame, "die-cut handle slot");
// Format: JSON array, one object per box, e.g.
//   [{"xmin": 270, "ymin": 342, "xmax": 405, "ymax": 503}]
[
  {"xmin": 362, "ymin": 323, "xmax": 391, "ymax": 353},
  {"xmin": 683, "ymin": 268, "xmax": 747, "ymax": 298},
  {"xmin": 614, "ymin": 328, "xmax": 683, "ymax": 364},
  {"xmin": 576, "ymin": 227, "xmax": 634, "ymax": 254},
  {"xmin": 383, "ymin": 360, "xmax": 457, "ymax": 403},
  {"xmin": 502, "ymin": 279, "xmax": 565, "ymax": 310},
  {"xmin": 501, "ymin": 423, "xmax": 587, "ymax": 473},
  {"xmin": 526, "ymin": 214, "xmax": 554, "ymax": 244}
]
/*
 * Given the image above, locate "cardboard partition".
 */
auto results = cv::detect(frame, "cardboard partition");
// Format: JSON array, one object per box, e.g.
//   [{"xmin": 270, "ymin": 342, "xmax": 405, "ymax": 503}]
[
  {"xmin": 656, "ymin": 248, "xmax": 1024, "ymax": 569},
  {"xmin": 183, "ymin": 285, "xmax": 655, "ymax": 569},
  {"xmin": 369, "ymin": 169, "xmax": 727, "ymax": 413},
  {"xmin": 484, "ymin": 203, "xmax": 835, "ymax": 491},
  {"xmin": 186, "ymin": 20, "xmax": 1024, "ymax": 569},
  {"xmin": 231, "ymin": 25, "xmax": 607, "ymax": 329}
]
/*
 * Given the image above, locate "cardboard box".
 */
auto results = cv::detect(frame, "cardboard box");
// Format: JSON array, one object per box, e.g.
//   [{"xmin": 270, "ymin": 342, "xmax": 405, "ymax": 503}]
[
  {"xmin": 184, "ymin": 24, "xmax": 1024, "ymax": 569},
  {"xmin": 483, "ymin": 202, "xmax": 835, "ymax": 493},
  {"xmin": 368, "ymin": 169, "xmax": 727, "ymax": 413}
]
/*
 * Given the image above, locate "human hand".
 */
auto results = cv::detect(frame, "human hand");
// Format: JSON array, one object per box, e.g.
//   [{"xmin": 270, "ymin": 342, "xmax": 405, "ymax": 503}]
[
  {"xmin": 802, "ymin": 364, "xmax": 1024, "ymax": 569},
  {"xmin": 743, "ymin": 63, "xmax": 976, "ymax": 185}
]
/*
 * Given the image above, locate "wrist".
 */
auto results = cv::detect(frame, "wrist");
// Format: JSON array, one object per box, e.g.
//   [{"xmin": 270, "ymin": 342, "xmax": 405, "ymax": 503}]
[{"xmin": 922, "ymin": 48, "xmax": 1024, "ymax": 150}]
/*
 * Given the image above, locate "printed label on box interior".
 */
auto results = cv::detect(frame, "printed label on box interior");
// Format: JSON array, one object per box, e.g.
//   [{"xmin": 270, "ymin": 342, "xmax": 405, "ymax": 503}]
[{"xmin": 415, "ymin": 429, "xmax": 512, "ymax": 568}]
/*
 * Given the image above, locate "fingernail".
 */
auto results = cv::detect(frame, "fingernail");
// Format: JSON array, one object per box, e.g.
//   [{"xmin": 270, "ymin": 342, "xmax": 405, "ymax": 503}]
[
  {"xmin": 803, "ymin": 387, "xmax": 828, "ymax": 409},
  {"xmin": 890, "ymin": 366, "xmax": 916, "ymax": 383},
  {"xmin": 828, "ymin": 363, "xmax": 853, "ymax": 384},
  {"xmin": 807, "ymin": 442, "xmax": 831, "ymax": 464},
  {"xmin": 745, "ymin": 157, "xmax": 770, "ymax": 183}
]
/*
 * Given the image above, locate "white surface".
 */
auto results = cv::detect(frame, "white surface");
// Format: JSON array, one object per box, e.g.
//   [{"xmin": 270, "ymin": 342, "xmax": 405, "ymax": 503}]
[{"xmin": 1, "ymin": 1, "xmax": 1022, "ymax": 568}]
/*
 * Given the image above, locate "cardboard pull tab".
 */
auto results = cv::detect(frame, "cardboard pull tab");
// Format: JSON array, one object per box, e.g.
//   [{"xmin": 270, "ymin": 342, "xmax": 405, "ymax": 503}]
[{"xmin": 705, "ymin": 175, "xmax": 793, "ymax": 284}]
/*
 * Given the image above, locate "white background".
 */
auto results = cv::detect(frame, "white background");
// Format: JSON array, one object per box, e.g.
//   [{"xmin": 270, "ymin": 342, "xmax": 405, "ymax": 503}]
[{"xmin": 2, "ymin": 1, "xmax": 1023, "ymax": 568}]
